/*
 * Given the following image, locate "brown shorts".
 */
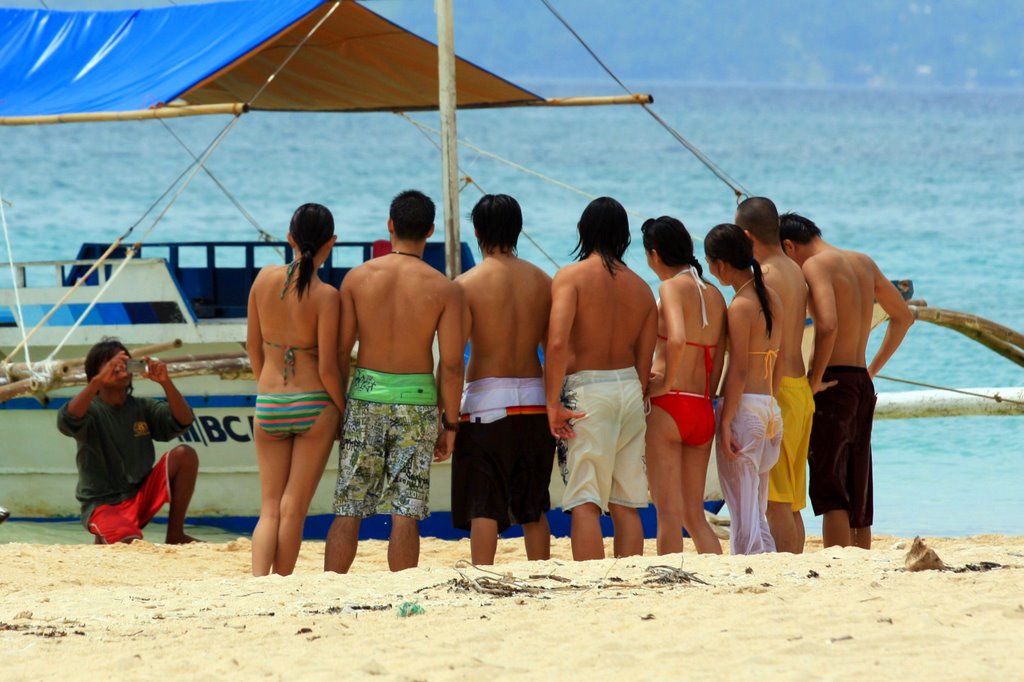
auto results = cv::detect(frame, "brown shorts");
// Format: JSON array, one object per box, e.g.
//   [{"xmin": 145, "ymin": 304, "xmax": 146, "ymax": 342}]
[
  {"xmin": 808, "ymin": 366, "xmax": 877, "ymax": 528},
  {"xmin": 451, "ymin": 413, "xmax": 556, "ymax": 533}
]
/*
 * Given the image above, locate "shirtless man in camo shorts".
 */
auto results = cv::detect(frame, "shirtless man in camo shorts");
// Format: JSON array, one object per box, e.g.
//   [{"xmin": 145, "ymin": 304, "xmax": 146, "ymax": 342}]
[{"xmin": 323, "ymin": 190, "xmax": 463, "ymax": 573}]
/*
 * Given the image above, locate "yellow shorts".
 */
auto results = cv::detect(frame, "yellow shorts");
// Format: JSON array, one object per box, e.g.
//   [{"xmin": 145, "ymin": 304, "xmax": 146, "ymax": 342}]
[{"xmin": 768, "ymin": 375, "xmax": 814, "ymax": 511}]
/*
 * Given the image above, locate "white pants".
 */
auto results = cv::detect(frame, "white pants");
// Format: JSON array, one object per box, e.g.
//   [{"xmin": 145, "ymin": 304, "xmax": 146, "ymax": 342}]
[{"xmin": 717, "ymin": 394, "xmax": 782, "ymax": 555}]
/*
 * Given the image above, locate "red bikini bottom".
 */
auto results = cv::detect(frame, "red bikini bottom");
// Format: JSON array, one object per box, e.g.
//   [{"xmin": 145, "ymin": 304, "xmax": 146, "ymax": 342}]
[{"xmin": 650, "ymin": 391, "xmax": 715, "ymax": 446}]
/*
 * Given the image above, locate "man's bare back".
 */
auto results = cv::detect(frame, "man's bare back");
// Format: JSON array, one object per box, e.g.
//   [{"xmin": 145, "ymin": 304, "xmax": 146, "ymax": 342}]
[
  {"xmin": 342, "ymin": 255, "xmax": 457, "ymax": 374},
  {"xmin": 780, "ymin": 213, "xmax": 912, "ymax": 549},
  {"xmin": 545, "ymin": 203, "xmax": 658, "ymax": 562},
  {"xmin": 735, "ymin": 196, "xmax": 809, "ymax": 380},
  {"xmin": 457, "ymin": 255, "xmax": 551, "ymax": 381},
  {"xmin": 802, "ymin": 248, "xmax": 873, "ymax": 370},
  {"xmin": 555, "ymin": 256, "xmax": 658, "ymax": 376},
  {"xmin": 326, "ymin": 189, "xmax": 463, "ymax": 575},
  {"xmin": 760, "ymin": 254, "xmax": 810, "ymax": 378}
]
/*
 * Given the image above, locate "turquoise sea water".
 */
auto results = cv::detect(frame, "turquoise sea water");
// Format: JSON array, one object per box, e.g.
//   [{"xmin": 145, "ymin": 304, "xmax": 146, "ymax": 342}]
[{"xmin": 1, "ymin": 83, "xmax": 1022, "ymax": 538}]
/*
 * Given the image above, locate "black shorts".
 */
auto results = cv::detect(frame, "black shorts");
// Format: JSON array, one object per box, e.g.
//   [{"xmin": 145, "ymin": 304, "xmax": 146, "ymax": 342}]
[
  {"xmin": 808, "ymin": 366, "xmax": 877, "ymax": 528},
  {"xmin": 451, "ymin": 413, "xmax": 556, "ymax": 532}
]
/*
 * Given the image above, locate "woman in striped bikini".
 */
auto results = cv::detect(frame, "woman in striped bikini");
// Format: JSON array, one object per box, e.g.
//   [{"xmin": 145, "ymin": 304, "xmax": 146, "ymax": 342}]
[
  {"xmin": 642, "ymin": 216, "xmax": 726, "ymax": 555},
  {"xmin": 246, "ymin": 203, "xmax": 344, "ymax": 575}
]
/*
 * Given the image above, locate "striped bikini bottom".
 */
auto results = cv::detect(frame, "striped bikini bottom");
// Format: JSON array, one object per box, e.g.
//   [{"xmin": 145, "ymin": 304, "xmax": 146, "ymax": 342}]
[{"xmin": 255, "ymin": 391, "xmax": 332, "ymax": 437}]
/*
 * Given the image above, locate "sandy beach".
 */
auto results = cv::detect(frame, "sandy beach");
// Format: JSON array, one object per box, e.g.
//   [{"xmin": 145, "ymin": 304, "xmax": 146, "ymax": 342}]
[{"xmin": 2, "ymin": 534, "xmax": 1023, "ymax": 681}]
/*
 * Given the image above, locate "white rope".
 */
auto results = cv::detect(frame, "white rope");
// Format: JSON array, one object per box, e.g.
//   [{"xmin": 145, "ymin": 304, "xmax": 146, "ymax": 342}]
[
  {"xmin": 0, "ymin": 190, "xmax": 32, "ymax": 367},
  {"xmin": 399, "ymin": 114, "xmax": 563, "ymax": 270},
  {"xmin": 539, "ymin": 0, "xmax": 749, "ymax": 201},
  {"xmin": 15, "ymin": 3, "xmax": 337, "ymax": 367},
  {"xmin": 158, "ymin": 119, "xmax": 283, "ymax": 253},
  {"xmin": 247, "ymin": 1, "xmax": 341, "ymax": 108},
  {"xmin": 45, "ymin": 116, "xmax": 242, "ymax": 360},
  {"xmin": 396, "ymin": 113, "xmax": 652, "ymax": 222},
  {"xmin": 39, "ymin": 3, "xmax": 339, "ymax": 361},
  {"xmin": 2, "ymin": 238, "xmax": 124, "ymax": 364}
]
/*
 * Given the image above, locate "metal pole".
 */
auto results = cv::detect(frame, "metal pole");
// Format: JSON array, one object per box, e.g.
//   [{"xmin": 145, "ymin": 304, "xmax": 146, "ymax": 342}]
[{"xmin": 435, "ymin": 0, "xmax": 461, "ymax": 278}]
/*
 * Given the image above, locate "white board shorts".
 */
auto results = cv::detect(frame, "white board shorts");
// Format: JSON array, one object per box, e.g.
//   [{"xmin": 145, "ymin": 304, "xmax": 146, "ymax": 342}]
[{"xmin": 558, "ymin": 367, "xmax": 648, "ymax": 513}]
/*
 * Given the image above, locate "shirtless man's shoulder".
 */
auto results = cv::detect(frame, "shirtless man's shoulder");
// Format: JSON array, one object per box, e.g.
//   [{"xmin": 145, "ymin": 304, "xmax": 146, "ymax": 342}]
[
  {"xmin": 346, "ymin": 256, "xmax": 451, "ymax": 290},
  {"xmin": 552, "ymin": 259, "xmax": 586, "ymax": 280},
  {"xmin": 511, "ymin": 258, "xmax": 552, "ymax": 286},
  {"xmin": 799, "ymin": 248, "xmax": 849, "ymax": 291},
  {"xmin": 844, "ymin": 248, "xmax": 882, "ymax": 278},
  {"xmin": 458, "ymin": 256, "xmax": 550, "ymax": 290},
  {"xmin": 612, "ymin": 263, "xmax": 657, "ymax": 301},
  {"xmin": 802, "ymin": 246, "xmax": 842, "ymax": 271},
  {"xmin": 762, "ymin": 252, "xmax": 805, "ymax": 285}
]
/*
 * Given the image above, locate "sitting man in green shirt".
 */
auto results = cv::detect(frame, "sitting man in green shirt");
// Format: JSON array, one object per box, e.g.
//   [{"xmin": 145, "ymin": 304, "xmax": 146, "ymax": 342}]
[{"xmin": 57, "ymin": 339, "xmax": 200, "ymax": 544}]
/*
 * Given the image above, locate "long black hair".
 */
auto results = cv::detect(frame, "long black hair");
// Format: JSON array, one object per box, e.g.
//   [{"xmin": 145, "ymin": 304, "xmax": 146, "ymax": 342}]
[
  {"xmin": 704, "ymin": 223, "xmax": 773, "ymax": 337},
  {"xmin": 573, "ymin": 197, "xmax": 630, "ymax": 276},
  {"xmin": 471, "ymin": 193, "xmax": 522, "ymax": 255},
  {"xmin": 289, "ymin": 203, "xmax": 335, "ymax": 300},
  {"xmin": 641, "ymin": 215, "xmax": 704, "ymax": 279}
]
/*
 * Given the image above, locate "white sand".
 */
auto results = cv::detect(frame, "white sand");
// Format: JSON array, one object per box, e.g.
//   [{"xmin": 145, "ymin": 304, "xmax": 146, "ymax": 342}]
[{"xmin": 3, "ymin": 535, "xmax": 1023, "ymax": 680}]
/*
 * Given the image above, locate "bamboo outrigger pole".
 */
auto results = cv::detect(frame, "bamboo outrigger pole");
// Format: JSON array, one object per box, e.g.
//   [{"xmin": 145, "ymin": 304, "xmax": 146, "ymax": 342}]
[
  {"xmin": 910, "ymin": 305, "xmax": 1024, "ymax": 368},
  {"xmin": 0, "ymin": 103, "xmax": 248, "ymax": 127},
  {"xmin": 436, "ymin": 0, "xmax": 462, "ymax": 279}
]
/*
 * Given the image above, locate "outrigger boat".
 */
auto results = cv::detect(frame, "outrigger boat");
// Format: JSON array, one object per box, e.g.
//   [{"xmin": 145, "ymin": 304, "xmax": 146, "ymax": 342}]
[
  {"xmin": 0, "ymin": 0, "xmax": 664, "ymax": 539},
  {"xmin": 3, "ymin": 1, "xmax": 1021, "ymax": 541}
]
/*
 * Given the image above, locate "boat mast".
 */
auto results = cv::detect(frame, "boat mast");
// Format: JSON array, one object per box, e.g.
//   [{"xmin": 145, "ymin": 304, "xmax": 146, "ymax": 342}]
[{"xmin": 435, "ymin": 0, "xmax": 461, "ymax": 278}]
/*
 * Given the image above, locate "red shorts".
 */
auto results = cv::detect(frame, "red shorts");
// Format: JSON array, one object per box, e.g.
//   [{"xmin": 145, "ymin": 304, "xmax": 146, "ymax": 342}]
[{"xmin": 87, "ymin": 453, "xmax": 171, "ymax": 544}]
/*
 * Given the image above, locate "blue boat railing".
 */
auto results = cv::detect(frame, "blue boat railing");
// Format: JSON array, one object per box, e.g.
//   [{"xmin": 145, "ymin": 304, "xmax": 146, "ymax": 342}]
[{"xmin": 68, "ymin": 240, "xmax": 476, "ymax": 319}]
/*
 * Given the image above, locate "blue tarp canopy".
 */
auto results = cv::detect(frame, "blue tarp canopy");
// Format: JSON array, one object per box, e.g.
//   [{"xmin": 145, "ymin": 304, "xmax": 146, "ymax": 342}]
[
  {"xmin": 0, "ymin": 1, "xmax": 322, "ymax": 117},
  {"xmin": 0, "ymin": 0, "xmax": 545, "ymax": 124}
]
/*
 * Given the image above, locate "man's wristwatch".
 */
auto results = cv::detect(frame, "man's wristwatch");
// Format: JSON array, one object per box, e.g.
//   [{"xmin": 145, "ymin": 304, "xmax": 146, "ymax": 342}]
[{"xmin": 441, "ymin": 412, "xmax": 460, "ymax": 432}]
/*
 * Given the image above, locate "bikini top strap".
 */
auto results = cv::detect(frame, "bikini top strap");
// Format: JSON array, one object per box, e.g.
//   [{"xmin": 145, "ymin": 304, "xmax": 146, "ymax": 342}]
[
  {"xmin": 749, "ymin": 348, "xmax": 778, "ymax": 380},
  {"xmin": 686, "ymin": 266, "xmax": 709, "ymax": 328},
  {"xmin": 749, "ymin": 349, "xmax": 779, "ymax": 405},
  {"xmin": 280, "ymin": 260, "xmax": 300, "ymax": 299},
  {"xmin": 749, "ymin": 348, "xmax": 780, "ymax": 437},
  {"xmin": 264, "ymin": 339, "xmax": 317, "ymax": 353},
  {"xmin": 262, "ymin": 338, "xmax": 318, "ymax": 385},
  {"xmin": 683, "ymin": 340, "xmax": 715, "ymax": 399}
]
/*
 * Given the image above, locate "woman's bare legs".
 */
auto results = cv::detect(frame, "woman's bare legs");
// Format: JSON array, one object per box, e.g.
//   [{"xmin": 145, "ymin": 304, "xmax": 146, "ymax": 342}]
[
  {"xmin": 252, "ymin": 430, "xmax": 292, "ymax": 576},
  {"xmin": 679, "ymin": 440, "xmax": 723, "ymax": 554},
  {"xmin": 646, "ymin": 406, "xmax": 686, "ymax": 555},
  {"xmin": 252, "ymin": 405, "xmax": 339, "ymax": 576},
  {"xmin": 272, "ymin": 405, "xmax": 339, "ymax": 575}
]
